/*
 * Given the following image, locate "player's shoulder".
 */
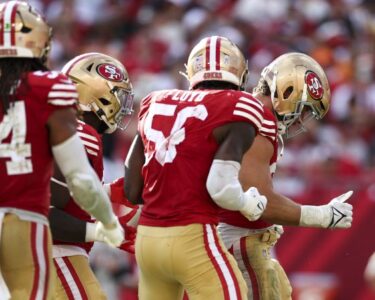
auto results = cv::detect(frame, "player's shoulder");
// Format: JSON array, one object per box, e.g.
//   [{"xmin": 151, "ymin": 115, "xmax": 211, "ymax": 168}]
[
  {"xmin": 28, "ymin": 71, "xmax": 75, "ymax": 88},
  {"xmin": 259, "ymin": 107, "xmax": 277, "ymax": 141},
  {"xmin": 27, "ymin": 71, "xmax": 78, "ymax": 107},
  {"xmin": 77, "ymin": 120, "xmax": 101, "ymax": 157}
]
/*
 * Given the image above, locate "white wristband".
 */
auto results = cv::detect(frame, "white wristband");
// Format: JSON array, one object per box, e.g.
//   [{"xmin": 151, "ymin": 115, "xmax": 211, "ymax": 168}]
[
  {"xmin": 299, "ymin": 205, "xmax": 330, "ymax": 228},
  {"xmin": 85, "ymin": 222, "xmax": 98, "ymax": 242}
]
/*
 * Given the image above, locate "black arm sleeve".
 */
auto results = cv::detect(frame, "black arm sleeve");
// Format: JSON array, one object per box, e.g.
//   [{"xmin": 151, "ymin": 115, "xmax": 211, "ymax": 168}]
[{"xmin": 49, "ymin": 207, "xmax": 87, "ymax": 242}]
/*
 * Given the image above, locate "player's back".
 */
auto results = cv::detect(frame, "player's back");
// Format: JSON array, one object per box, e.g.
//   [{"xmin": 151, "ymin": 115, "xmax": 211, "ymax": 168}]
[
  {"xmin": 138, "ymin": 88, "xmax": 264, "ymax": 226},
  {"xmin": 0, "ymin": 71, "xmax": 77, "ymax": 217}
]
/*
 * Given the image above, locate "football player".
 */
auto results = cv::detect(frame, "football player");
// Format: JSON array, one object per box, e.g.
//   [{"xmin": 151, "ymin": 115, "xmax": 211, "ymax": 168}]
[
  {"xmin": 125, "ymin": 36, "xmax": 268, "ymax": 300},
  {"xmin": 0, "ymin": 2, "xmax": 123, "ymax": 300},
  {"xmin": 49, "ymin": 53, "xmax": 139, "ymax": 299},
  {"xmin": 218, "ymin": 53, "xmax": 354, "ymax": 299}
]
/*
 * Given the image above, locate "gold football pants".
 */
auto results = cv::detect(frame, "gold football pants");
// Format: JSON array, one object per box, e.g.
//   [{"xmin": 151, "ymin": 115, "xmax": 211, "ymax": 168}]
[
  {"xmin": 136, "ymin": 224, "xmax": 248, "ymax": 300},
  {"xmin": 230, "ymin": 228, "xmax": 292, "ymax": 300},
  {"xmin": 0, "ymin": 213, "xmax": 54, "ymax": 300},
  {"xmin": 53, "ymin": 255, "xmax": 107, "ymax": 300}
]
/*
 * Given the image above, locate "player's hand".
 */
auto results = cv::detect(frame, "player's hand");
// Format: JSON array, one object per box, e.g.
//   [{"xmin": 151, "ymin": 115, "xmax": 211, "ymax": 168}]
[
  {"xmin": 327, "ymin": 190, "xmax": 353, "ymax": 228},
  {"xmin": 240, "ymin": 187, "xmax": 267, "ymax": 221},
  {"xmin": 96, "ymin": 217, "xmax": 124, "ymax": 247},
  {"xmin": 118, "ymin": 223, "xmax": 136, "ymax": 254},
  {"xmin": 104, "ymin": 177, "xmax": 141, "ymax": 227}
]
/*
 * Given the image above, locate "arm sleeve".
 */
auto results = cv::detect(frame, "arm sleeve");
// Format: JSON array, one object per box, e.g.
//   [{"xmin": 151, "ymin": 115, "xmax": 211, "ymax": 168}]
[
  {"xmin": 52, "ymin": 133, "xmax": 116, "ymax": 225},
  {"xmin": 206, "ymin": 159, "xmax": 246, "ymax": 211}
]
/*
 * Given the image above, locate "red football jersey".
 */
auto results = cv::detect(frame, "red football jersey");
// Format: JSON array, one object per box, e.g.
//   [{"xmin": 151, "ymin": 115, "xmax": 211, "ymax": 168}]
[
  {"xmin": 219, "ymin": 107, "xmax": 278, "ymax": 229},
  {"xmin": 0, "ymin": 71, "xmax": 77, "ymax": 217},
  {"xmin": 138, "ymin": 89, "xmax": 265, "ymax": 227},
  {"xmin": 53, "ymin": 120, "xmax": 103, "ymax": 253}
]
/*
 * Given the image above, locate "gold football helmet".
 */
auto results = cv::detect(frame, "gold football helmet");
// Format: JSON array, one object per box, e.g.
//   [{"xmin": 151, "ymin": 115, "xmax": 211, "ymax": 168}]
[
  {"xmin": 62, "ymin": 52, "xmax": 134, "ymax": 133},
  {"xmin": 254, "ymin": 52, "xmax": 330, "ymax": 138},
  {"xmin": 183, "ymin": 36, "xmax": 248, "ymax": 90},
  {"xmin": 0, "ymin": 1, "xmax": 52, "ymax": 63}
]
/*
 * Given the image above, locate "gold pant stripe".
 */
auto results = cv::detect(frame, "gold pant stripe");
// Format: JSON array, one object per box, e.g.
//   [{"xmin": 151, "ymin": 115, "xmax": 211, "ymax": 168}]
[
  {"xmin": 0, "ymin": 214, "xmax": 54, "ymax": 300},
  {"xmin": 239, "ymin": 236, "xmax": 260, "ymax": 300},
  {"xmin": 203, "ymin": 224, "xmax": 243, "ymax": 300},
  {"xmin": 30, "ymin": 222, "xmax": 50, "ymax": 300},
  {"xmin": 54, "ymin": 257, "xmax": 88, "ymax": 300},
  {"xmin": 136, "ymin": 224, "xmax": 248, "ymax": 300},
  {"xmin": 53, "ymin": 255, "xmax": 107, "ymax": 300}
]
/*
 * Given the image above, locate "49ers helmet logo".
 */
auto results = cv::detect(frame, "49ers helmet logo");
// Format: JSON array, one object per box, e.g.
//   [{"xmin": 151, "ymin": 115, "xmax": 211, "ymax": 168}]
[
  {"xmin": 305, "ymin": 71, "xmax": 324, "ymax": 100},
  {"xmin": 97, "ymin": 63, "xmax": 124, "ymax": 82}
]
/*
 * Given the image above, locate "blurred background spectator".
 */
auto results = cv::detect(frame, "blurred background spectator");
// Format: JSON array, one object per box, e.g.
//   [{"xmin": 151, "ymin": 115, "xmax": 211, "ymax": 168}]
[{"xmin": 26, "ymin": 0, "xmax": 375, "ymax": 298}]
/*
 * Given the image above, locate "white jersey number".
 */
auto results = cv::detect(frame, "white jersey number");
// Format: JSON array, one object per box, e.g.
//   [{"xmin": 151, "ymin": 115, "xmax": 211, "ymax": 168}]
[
  {"xmin": 144, "ymin": 103, "xmax": 208, "ymax": 165},
  {"xmin": 0, "ymin": 101, "xmax": 32, "ymax": 175}
]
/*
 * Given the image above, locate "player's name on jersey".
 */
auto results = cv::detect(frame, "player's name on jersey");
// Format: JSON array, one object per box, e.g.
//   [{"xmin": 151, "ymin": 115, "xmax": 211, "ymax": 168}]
[{"xmin": 164, "ymin": 90, "xmax": 209, "ymax": 102}]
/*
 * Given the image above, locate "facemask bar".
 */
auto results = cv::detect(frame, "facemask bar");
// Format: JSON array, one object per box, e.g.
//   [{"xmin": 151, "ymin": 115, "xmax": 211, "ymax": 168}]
[
  {"xmin": 112, "ymin": 87, "xmax": 134, "ymax": 131},
  {"xmin": 277, "ymin": 84, "xmax": 322, "ymax": 138}
]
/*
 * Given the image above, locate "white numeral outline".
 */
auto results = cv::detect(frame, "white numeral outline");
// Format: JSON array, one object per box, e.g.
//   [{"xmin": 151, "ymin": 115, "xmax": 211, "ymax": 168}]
[
  {"xmin": 144, "ymin": 103, "xmax": 208, "ymax": 165},
  {"xmin": 0, "ymin": 101, "xmax": 33, "ymax": 175}
]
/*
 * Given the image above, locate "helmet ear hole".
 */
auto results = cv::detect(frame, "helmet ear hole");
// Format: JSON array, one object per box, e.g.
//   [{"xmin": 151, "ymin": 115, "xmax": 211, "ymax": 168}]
[
  {"xmin": 86, "ymin": 63, "xmax": 94, "ymax": 72},
  {"xmin": 99, "ymin": 98, "xmax": 111, "ymax": 106},
  {"xmin": 283, "ymin": 86, "xmax": 293, "ymax": 99},
  {"xmin": 21, "ymin": 26, "xmax": 31, "ymax": 33}
]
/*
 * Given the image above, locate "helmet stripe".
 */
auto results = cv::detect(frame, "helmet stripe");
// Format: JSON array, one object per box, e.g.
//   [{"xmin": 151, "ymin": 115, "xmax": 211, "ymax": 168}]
[
  {"xmin": 3, "ymin": 1, "xmax": 18, "ymax": 47},
  {"xmin": 10, "ymin": 2, "xmax": 18, "ymax": 46},
  {"xmin": 215, "ymin": 36, "xmax": 221, "ymax": 70},
  {"xmin": 62, "ymin": 52, "xmax": 101, "ymax": 75},
  {"xmin": 0, "ymin": 4, "xmax": 5, "ymax": 46},
  {"xmin": 209, "ymin": 36, "xmax": 218, "ymax": 71},
  {"xmin": 205, "ymin": 37, "xmax": 210, "ymax": 71}
]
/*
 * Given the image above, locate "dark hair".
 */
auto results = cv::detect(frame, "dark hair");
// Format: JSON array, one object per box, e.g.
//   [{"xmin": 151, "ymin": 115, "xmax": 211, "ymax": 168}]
[
  {"xmin": 193, "ymin": 81, "xmax": 239, "ymax": 91},
  {"xmin": 0, "ymin": 58, "xmax": 48, "ymax": 111}
]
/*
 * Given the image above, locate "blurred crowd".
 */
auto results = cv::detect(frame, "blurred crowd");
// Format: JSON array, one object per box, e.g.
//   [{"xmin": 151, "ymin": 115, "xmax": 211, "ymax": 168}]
[{"xmin": 28, "ymin": 0, "xmax": 375, "ymax": 298}]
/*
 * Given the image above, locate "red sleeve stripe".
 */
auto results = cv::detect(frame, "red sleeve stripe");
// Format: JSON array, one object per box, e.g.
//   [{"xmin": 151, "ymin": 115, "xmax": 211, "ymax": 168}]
[
  {"xmin": 260, "ymin": 133, "xmax": 276, "ymax": 141},
  {"xmin": 81, "ymin": 140, "xmax": 99, "ymax": 151},
  {"xmin": 239, "ymin": 96, "xmax": 263, "ymax": 112},
  {"xmin": 262, "ymin": 119, "xmax": 276, "ymax": 126},
  {"xmin": 48, "ymin": 99, "xmax": 76, "ymax": 106},
  {"xmin": 260, "ymin": 126, "xmax": 276, "ymax": 134},
  {"xmin": 51, "ymin": 84, "xmax": 77, "ymax": 91},
  {"xmin": 77, "ymin": 132, "xmax": 98, "ymax": 142},
  {"xmin": 235, "ymin": 102, "xmax": 263, "ymax": 123},
  {"xmin": 86, "ymin": 148, "xmax": 98, "ymax": 157},
  {"xmin": 48, "ymin": 91, "xmax": 78, "ymax": 98},
  {"xmin": 233, "ymin": 110, "xmax": 262, "ymax": 130}
]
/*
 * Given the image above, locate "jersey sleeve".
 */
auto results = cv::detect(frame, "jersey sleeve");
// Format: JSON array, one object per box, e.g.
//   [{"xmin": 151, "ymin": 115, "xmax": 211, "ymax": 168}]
[
  {"xmin": 28, "ymin": 71, "xmax": 78, "ymax": 112},
  {"xmin": 231, "ymin": 92, "xmax": 264, "ymax": 134},
  {"xmin": 45, "ymin": 73, "xmax": 78, "ymax": 111},
  {"xmin": 137, "ymin": 93, "xmax": 153, "ymax": 132},
  {"xmin": 259, "ymin": 108, "xmax": 278, "ymax": 143}
]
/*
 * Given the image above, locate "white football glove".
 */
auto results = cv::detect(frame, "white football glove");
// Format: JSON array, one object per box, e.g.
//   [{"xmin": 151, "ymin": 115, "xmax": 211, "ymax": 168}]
[
  {"xmin": 240, "ymin": 187, "xmax": 267, "ymax": 221},
  {"xmin": 300, "ymin": 190, "xmax": 353, "ymax": 228},
  {"xmin": 86, "ymin": 217, "xmax": 124, "ymax": 247}
]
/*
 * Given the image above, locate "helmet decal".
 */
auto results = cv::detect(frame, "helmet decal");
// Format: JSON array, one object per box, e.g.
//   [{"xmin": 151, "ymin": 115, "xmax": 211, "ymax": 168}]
[
  {"xmin": 193, "ymin": 55, "xmax": 204, "ymax": 73},
  {"xmin": 97, "ymin": 63, "xmax": 124, "ymax": 82},
  {"xmin": 305, "ymin": 70, "xmax": 324, "ymax": 100}
]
